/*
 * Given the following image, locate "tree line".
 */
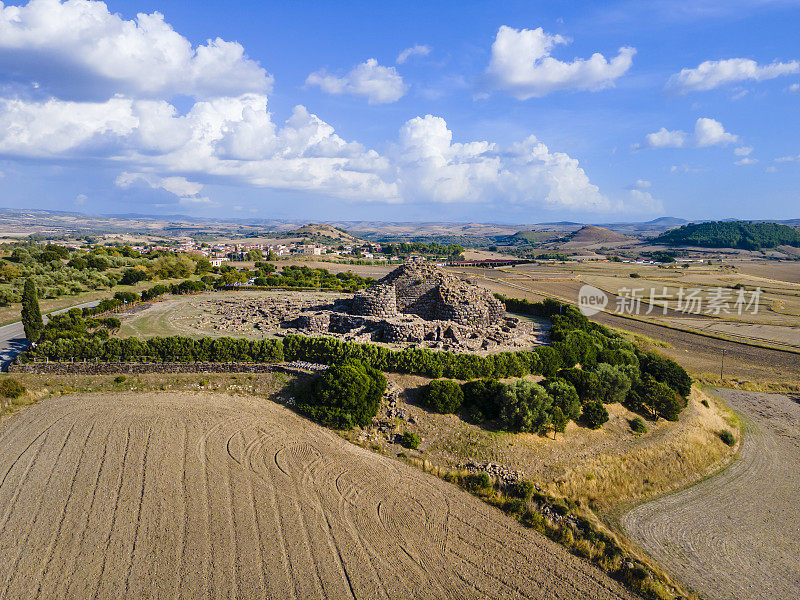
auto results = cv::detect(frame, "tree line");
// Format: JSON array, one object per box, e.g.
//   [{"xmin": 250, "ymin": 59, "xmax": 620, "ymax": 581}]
[{"xmin": 653, "ymin": 220, "xmax": 800, "ymax": 250}]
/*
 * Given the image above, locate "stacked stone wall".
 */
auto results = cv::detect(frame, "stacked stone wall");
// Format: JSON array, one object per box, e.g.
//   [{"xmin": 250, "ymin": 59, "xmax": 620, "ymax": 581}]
[
  {"xmin": 351, "ymin": 283, "xmax": 398, "ymax": 318},
  {"xmin": 8, "ymin": 361, "xmax": 317, "ymax": 376}
]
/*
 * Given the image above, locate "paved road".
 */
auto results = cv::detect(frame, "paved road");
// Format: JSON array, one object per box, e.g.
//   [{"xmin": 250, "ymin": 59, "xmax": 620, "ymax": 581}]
[
  {"xmin": 622, "ymin": 389, "xmax": 800, "ymax": 600},
  {"xmin": 0, "ymin": 300, "xmax": 99, "ymax": 371}
]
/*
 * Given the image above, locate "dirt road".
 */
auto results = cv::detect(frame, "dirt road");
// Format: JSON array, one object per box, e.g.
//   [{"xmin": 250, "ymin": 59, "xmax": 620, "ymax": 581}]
[
  {"xmin": 0, "ymin": 392, "xmax": 634, "ymax": 600},
  {"xmin": 622, "ymin": 389, "xmax": 800, "ymax": 600}
]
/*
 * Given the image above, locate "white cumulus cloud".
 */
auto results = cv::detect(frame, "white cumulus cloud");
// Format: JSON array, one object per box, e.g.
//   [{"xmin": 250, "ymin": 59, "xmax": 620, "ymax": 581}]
[
  {"xmin": 484, "ymin": 25, "xmax": 635, "ymax": 99},
  {"xmin": 306, "ymin": 59, "xmax": 407, "ymax": 104},
  {"xmin": 642, "ymin": 128, "xmax": 688, "ymax": 149},
  {"xmin": 668, "ymin": 58, "xmax": 799, "ymax": 93},
  {"xmin": 639, "ymin": 118, "xmax": 739, "ymax": 149},
  {"xmin": 391, "ymin": 114, "xmax": 610, "ymax": 210},
  {"xmin": 397, "ymin": 45, "xmax": 431, "ymax": 64},
  {"xmin": 0, "ymin": 0, "xmax": 271, "ymax": 101},
  {"xmin": 694, "ymin": 117, "xmax": 739, "ymax": 146}
]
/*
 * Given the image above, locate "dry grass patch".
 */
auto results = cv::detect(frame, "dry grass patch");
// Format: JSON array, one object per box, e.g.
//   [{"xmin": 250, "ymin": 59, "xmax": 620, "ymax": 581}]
[{"xmin": 552, "ymin": 389, "xmax": 739, "ymax": 510}]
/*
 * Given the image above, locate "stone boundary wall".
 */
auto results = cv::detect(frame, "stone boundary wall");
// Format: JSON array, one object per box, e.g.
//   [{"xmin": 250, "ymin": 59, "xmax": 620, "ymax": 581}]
[{"xmin": 8, "ymin": 361, "xmax": 319, "ymax": 376}]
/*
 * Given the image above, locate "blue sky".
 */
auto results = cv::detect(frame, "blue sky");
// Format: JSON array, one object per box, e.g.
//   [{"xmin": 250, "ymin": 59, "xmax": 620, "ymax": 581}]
[{"xmin": 0, "ymin": 0, "xmax": 799, "ymax": 224}]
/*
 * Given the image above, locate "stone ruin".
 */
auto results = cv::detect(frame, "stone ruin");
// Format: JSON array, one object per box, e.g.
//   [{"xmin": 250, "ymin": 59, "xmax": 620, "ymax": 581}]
[
  {"xmin": 285, "ymin": 262, "xmax": 543, "ymax": 351},
  {"xmin": 351, "ymin": 263, "xmax": 505, "ymax": 327}
]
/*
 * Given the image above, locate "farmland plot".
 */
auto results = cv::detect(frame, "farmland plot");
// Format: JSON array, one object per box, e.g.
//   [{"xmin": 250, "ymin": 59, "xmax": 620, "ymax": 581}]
[{"xmin": 0, "ymin": 392, "xmax": 634, "ymax": 600}]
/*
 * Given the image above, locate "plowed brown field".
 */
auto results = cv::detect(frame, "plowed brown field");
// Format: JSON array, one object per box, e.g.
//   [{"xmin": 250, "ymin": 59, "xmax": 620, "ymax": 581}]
[
  {"xmin": 623, "ymin": 389, "xmax": 800, "ymax": 600},
  {"xmin": 0, "ymin": 392, "xmax": 634, "ymax": 600}
]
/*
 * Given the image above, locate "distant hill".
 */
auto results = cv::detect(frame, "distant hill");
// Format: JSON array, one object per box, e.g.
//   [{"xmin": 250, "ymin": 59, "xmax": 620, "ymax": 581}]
[
  {"xmin": 653, "ymin": 221, "xmax": 800, "ymax": 250},
  {"xmin": 287, "ymin": 223, "xmax": 363, "ymax": 244},
  {"xmin": 566, "ymin": 225, "xmax": 632, "ymax": 245}
]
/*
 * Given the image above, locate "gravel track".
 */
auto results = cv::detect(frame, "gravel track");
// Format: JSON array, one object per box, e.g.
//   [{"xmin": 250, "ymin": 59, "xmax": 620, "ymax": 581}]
[
  {"xmin": 0, "ymin": 392, "xmax": 634, "ymax": 600},
  {"xmin": 622, "ymin": 389, "xmax": 800, "ymax": 600}
]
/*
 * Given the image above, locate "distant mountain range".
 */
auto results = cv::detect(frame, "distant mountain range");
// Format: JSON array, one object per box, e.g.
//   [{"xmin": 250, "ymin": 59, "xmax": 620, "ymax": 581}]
[{"xmin": 0, "ymin": 208, "xmax": 797, "ymax": 243}]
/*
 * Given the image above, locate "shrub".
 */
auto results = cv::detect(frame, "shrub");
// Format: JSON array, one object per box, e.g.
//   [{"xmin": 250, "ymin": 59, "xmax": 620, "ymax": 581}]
[
  {"xmin": 720, "ymin": 430, "xmax": 735, "ymax": 446},
  {"xmin": 630, "ymin": 417, "xmax": 648, "ymax": 434},
  {"xmin": 114, "ymin": 291, "xmax": 139, "ymax": 304},
  {"xmin": 297, "ymin": 360, "xmax": 385, "ymax": 429},
  {"xmin": 701, "ymin": 398, "xmax": 709, "ymax": 408},
  {"xmin": 581, "ymin": 401, "xmax": 609, "ymax": 429},
  {"xmin": 422, "ymin": 379, "xmax": 464, "ymax": 414},
  {"xmin": 462, "ymin": 378, "xmax": 503, "ymax": 422},
  {"xmin": 499, "ymin": 380, "xmax": 553, "ymax": 434},
  {"xmin": 397, "ymin": 431, "xmax": 420, "ymax": 450},
  {"xmin": 460, "ymin": 472, "xmax": 492, "ymax": 493},
  {"xmin": 507, "ymin": 480, "xmax": 535, "ymax": 500},
  {"xmin": 0, "ymin": 378, "xmax": 26, "ymax": 399},
  {"xmin": 114, "ymin": 375, "xmax": 127, "ymax": 384}
]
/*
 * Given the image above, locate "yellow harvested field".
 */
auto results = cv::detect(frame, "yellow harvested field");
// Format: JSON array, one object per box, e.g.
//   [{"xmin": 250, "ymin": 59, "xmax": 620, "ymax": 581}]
[{"xmin": 0, "ymin": 392, "xmax": 635, "ymax": 600}]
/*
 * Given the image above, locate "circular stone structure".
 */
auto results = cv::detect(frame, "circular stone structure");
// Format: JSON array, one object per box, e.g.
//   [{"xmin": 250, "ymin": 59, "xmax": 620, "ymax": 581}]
[{"xmin": 351, "ymin": 263, "xmax": 504, "ymax": 328}]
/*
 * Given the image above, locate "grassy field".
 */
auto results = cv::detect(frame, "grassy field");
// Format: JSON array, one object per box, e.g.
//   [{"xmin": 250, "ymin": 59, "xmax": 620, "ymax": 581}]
[{"xmin": 0, "ymin": 277, "xmax": 198, "ymax": 327}]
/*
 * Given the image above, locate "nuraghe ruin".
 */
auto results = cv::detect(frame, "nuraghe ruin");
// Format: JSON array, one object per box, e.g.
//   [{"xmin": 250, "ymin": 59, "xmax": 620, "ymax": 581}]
[{"xmin": 284, "ymin": 262, "xmax": 542, "ymax": 351}]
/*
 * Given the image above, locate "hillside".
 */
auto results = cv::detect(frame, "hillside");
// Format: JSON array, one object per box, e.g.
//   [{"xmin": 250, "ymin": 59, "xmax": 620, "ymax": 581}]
[
  {"xmin": 653, "ymin": 221, "xmax": 800, "ymax": 250},
  {"xmin": 505, "ymin": 230, "xmax": 563, "ymax": 244}
]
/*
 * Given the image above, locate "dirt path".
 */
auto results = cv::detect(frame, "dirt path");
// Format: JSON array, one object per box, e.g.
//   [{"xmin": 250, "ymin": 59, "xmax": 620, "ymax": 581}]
[
  {"xmin": 622, "ymin": 389, "xmax": 800, "ymax": 600},
  {"xmin": 0, "ymin": 392, "xmax": 634, "ymax": 600}
]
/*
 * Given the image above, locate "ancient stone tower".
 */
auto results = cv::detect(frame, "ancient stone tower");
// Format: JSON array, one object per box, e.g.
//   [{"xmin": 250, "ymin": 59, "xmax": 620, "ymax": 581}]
[{"xmin": 351, "ymin": 263, "xmax": 504, "ymax": 328}]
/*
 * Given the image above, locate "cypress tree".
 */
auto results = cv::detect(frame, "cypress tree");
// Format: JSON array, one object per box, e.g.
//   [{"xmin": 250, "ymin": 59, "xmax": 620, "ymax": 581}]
[{"xmin": 21, "ymin": 278, "xmax": 43, "ymax": 343}]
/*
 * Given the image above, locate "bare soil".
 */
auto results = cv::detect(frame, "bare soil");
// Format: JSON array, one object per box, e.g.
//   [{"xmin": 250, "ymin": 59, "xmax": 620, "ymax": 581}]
[
  {"xmin": 622, "ymin": 389, "xmax": 800, "ymax": 600},
  {"xmin": 0, "ymin": 391, "xmax": 635, "ymax": 600}
]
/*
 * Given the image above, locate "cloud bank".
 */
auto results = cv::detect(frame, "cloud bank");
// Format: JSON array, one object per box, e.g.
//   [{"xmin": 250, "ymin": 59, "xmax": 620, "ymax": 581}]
[{"xmin": 0, "ymin": 2, "xmax": 642, "ymax": 214}]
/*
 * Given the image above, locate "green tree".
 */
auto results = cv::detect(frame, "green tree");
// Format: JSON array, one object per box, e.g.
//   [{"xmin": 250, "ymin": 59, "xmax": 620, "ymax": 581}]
[
  {"xmin": 594, "ymin": 363, "xmax": 632, "ymax": 404},
  {"xmin": 542, "ymin": 378, "xmax": 581, "ymax": 421},
  {"xmin": 423, "ymin": 379, "xmax": 464, "ymax": 414},
  {"xmin": 499, "ymin": 380, "xmax": 553, "ymax": 433},
  {"xmin": 581, "ymin": 401, "xmax": 609, "ymax": 429},
  {"xmin": 21, "ymin": 278, "xmax": 44, "ymax": 343},
  {"xmin": 298, "ymin": 360, "xmax": 385, "ymax": 428},
  {"xmin": 550, "ymin": 406, "xmax": 568, "ymax": 438},
  {"xmin": 195, "ymin": 257, "xmax": 212, "ymax": 275}
]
